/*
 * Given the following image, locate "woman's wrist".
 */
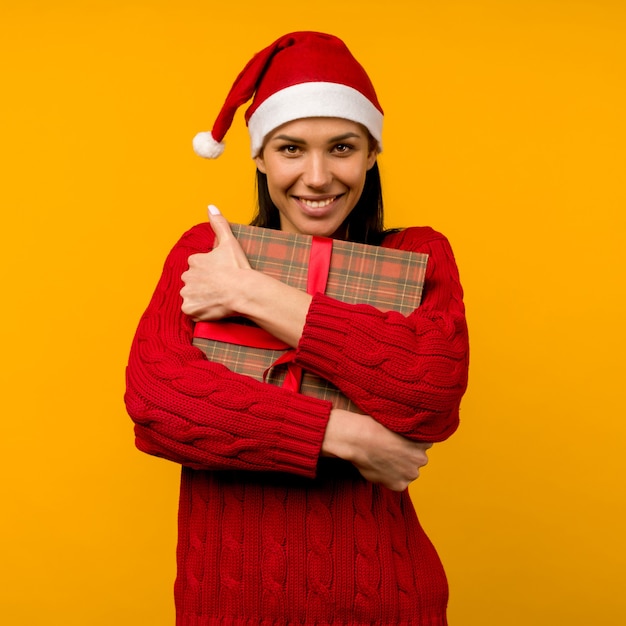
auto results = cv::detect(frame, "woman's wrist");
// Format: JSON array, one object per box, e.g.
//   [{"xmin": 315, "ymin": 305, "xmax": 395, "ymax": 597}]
[
  {"xmin": 321, "ymin": 408, "xmax": 368, "ymax": 461},
  {"xmin": 229, "ymin": 267, "xmax": 264, "ymax": 316},
  {"xmin": 233, "ymin": 270, "xmax": 312, "ymax": 347}
]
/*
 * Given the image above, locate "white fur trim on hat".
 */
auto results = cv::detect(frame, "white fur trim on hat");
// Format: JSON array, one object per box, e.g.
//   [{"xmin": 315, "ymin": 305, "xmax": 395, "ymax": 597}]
[
  {"xmin": 247, "ymin": 82, "xmax": 383, "ymax": 157},
  {"xmin": 192, "ymin": 131, "xmax": 226, "ymax": 159}
]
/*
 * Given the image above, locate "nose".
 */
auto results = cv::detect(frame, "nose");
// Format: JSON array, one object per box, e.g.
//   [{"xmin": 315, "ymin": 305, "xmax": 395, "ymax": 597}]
[{"xmin": 302, "ymin": 153, "xmax": 332, "ymax": 189}]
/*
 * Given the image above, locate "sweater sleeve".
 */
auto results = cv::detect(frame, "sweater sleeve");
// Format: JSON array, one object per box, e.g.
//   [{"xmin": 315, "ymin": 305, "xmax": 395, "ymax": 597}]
[
  {"xmin": 124, "ymin": 223, "xmax": 332, "ymax": 477},
  {"xmin": 293, "ymin": 227, "xmax": 469, "ymax": 442}
]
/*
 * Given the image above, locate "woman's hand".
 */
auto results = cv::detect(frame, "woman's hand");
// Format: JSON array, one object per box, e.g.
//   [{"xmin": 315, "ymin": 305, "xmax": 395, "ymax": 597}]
[
  {"xmin": 181, "ymin": 206, "xmax": 312, "ymax": 346},
  {"xmin": 181, "ymin": 206, "xmax": 253, "ymax": 321},
  {"xmin": 322, "ymin": 409, "xmax": 432, "ymax": 491}
]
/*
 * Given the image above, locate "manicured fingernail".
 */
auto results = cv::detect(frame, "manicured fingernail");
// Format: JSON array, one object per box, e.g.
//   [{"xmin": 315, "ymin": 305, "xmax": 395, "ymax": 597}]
[{"xmin": 208, "ymin": 204, "xmax": 221, "ymax": 216}]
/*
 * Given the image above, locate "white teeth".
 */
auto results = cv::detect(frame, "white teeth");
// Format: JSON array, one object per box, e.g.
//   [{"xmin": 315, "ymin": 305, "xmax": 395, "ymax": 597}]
[{"xmin": 300, "ymin": 197, "xmax": 335, "ymax": 208}]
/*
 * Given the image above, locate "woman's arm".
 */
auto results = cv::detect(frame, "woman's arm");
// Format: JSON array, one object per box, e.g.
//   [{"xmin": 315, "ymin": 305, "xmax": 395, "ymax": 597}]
[
  {"xmin": 125, "ymin": 224, "xmax": 332, "ymax": 477},
  {"xmin": 295, "ymin": 228, "xmax": 469, "ymax": 442}
]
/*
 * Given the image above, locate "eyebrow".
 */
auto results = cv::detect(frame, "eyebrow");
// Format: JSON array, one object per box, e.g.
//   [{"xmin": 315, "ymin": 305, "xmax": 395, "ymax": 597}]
[{"xmin": 271, "ymin": 132, "xmax": 363, "ymax": 144}]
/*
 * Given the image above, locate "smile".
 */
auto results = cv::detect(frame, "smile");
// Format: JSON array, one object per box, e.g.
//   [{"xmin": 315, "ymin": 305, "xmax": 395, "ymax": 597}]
[{"xmin": 298, "ymin": 196, "xmax": 337, "ymax": 209}]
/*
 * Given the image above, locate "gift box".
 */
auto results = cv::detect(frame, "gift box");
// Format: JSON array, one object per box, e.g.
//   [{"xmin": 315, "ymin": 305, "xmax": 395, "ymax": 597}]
[{"xmin": 193, "ymin": 223, "xmax": 428, "ymax": 412}]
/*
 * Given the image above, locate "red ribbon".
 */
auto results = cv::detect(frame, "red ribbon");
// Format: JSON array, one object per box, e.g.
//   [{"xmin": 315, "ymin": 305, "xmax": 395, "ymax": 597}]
[
  {"xmin": 193, "ymin": 321, "xmax": 290, "ymax": 350},
  {"xmin": 193, "ymin": 236, "xmax": 333, "ymax": 392}
]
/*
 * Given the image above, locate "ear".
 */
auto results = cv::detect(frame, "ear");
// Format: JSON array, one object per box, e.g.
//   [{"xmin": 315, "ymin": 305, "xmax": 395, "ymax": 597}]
[
  {"xmin": 366, "ymin": 149, "xmax": 377, "ymax": 171},
  {"xmin": 254, "ymin": 153, "xmax": 267, "ymax": 174}
]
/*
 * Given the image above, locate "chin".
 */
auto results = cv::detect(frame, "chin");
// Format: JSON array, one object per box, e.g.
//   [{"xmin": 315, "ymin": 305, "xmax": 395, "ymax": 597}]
[
  {"xmin": 280, "ymin": 212, "xmax": 347, "ymax": 239},
  {"xmin": 308, "ymin": 224, "xmax": 344, "ymax": 239}
]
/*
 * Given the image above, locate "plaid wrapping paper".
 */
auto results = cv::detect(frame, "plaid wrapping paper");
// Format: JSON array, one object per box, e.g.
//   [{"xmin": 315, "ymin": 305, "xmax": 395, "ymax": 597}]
[{"xmin": 193, "ymin": 223, "xmax": 428, "ymax": 412}]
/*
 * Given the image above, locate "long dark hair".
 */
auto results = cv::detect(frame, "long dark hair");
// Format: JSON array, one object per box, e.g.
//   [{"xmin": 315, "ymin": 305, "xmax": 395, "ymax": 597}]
[{"xmin": 250, "ymin": 161, "xmax": 397, "ymax": 246}]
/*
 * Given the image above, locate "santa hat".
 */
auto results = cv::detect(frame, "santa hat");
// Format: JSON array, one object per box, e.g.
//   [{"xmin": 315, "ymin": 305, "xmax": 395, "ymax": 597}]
[{"xmin": 192, "ymin": 31, "xmax": 384, "ymax": 159}]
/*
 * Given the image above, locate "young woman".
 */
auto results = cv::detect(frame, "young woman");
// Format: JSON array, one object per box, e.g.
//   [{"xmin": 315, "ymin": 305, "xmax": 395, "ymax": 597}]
[{"xmin": 125, "ymin": 31, "xmax": 469, "ymax": 625}]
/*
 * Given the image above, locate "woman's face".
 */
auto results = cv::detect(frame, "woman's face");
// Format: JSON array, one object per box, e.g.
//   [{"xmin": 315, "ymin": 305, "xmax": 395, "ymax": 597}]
[{"xmin": 255, "ymin": 117, "xmax": 378, "ymax": 238}]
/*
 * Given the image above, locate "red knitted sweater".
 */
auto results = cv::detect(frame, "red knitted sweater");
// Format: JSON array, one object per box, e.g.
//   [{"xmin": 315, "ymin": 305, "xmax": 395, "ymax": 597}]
[{"xmin": 125, "ymin": 223, "xmax": 469, "ymax": 625}]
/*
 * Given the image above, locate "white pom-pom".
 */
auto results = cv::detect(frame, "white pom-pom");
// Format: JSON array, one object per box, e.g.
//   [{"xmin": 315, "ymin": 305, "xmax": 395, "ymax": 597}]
[{"xmin": 192, "ymin": 131, "xmax": 225, "ymax": 159}]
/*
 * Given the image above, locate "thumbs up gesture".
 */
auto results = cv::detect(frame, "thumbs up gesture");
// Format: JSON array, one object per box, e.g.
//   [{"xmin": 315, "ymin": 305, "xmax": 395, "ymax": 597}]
[{"xmin": 180, "ymin": 205, "xmax": 252, "ymax": 321}]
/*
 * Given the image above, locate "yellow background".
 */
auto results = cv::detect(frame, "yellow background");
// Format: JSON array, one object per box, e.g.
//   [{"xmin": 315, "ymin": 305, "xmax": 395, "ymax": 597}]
[{"xmin": 1, "ymin": 1, "xmax": 625, "ymax": 624}]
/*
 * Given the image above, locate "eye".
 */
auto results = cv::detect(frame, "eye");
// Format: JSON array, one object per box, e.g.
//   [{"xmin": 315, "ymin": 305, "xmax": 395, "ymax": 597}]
[
  {"xmin": 332, "ymin": 143, "xmax": 354, "ymax": 155},
  {"xmin": 278, "ymin": 144, "xmax": 301, "ymax": 156}
]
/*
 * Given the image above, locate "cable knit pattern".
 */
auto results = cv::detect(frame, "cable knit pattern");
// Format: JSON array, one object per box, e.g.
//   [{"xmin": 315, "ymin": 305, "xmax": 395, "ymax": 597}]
[
  {"xmin": 295, "ymin": 227, "xmax": 468, "ymax": 442},
  {"xmin": 125, "ymin": 223, "xmax": 469, "ymax": 625}
]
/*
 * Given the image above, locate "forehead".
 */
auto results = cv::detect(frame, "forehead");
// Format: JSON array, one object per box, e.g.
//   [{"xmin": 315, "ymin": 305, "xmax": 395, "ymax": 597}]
[{"xmin": 265, "ymin": 117, "xmax": 367, "ymax": 141}]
